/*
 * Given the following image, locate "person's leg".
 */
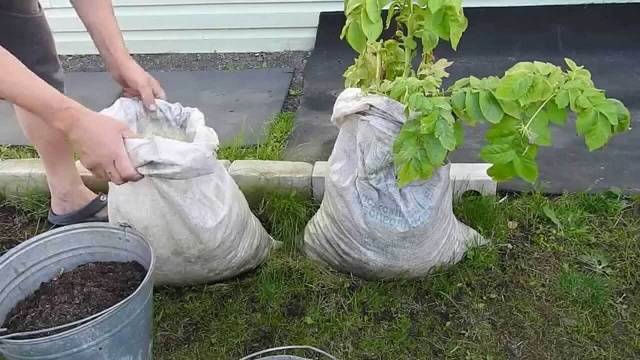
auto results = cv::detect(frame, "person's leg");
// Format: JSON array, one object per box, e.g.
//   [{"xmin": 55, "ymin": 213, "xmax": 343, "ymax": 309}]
[
  {"xmin": 13, "ymin": 106, "xmax": 98, "ymax": 215},
  {"xmin": 1, "ymin": 0, "xmax": 105, "ymax": 221}
]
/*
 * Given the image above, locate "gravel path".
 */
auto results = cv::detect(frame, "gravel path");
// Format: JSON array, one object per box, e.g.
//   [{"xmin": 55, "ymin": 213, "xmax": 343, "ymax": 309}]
[{"xmin": 60, "ymin": 52, "xmax": 309, "ymax": 113}]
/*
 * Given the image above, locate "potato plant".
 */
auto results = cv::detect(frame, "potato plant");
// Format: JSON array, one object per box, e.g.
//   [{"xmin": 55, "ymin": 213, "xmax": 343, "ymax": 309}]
[{"xmin": 341, "ymin": 0, "xmax": 631, "ymax": 186}]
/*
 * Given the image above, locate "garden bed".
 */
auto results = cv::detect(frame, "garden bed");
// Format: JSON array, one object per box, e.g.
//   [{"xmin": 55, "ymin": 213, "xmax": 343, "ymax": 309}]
[{"xmin": 1, "ymin": 191, "xmax": 638, "ymax": 359}]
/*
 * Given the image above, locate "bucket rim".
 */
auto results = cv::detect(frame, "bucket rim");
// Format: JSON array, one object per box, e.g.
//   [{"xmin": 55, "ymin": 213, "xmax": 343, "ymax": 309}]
[{"xmin": 0, "ymin": 222, "xmax": 156, "ymax": 343}]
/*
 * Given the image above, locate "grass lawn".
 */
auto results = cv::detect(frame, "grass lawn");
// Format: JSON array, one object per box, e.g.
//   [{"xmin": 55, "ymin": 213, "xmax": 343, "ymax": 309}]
[
  {"xmin": 150, "ymin": 191, "xmax": 640, "ymax": 359},
  {"xmin": 2, "ymin": 190, "xmax": 638, "ymax": 359}
]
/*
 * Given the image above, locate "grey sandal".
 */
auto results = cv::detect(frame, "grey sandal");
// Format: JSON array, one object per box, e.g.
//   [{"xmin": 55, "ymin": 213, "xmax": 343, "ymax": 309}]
[{"xmin": 47, "ymin": 193, "xmax": 109, "ymax": 226}]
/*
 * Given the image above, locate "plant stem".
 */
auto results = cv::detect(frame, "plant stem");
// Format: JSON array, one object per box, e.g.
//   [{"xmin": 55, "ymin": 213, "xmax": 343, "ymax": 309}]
[
  {"xmin": 403, "ymin": 0, "xmax": 414, "ymax": 78},
  {"xmin": 523, "ymin": 93, "xmax": 556, "ymax": 131},
  {"xmin": 376, "ymin": 48, "xmax": 382, "ymax": 87}
]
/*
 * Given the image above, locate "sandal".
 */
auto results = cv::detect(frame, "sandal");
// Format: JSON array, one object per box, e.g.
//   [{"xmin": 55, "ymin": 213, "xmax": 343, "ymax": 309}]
[{"xmin": 47, "ymin": 193, "xmax": 109, "ymax": 227}]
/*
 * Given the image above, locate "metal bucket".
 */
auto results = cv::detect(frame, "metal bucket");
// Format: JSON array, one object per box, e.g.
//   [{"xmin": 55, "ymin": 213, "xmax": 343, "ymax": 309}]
[
  {"xmin": 240, "ymin": 346, "xmax": 336, "ymax": 360},
  {"xmin": 0, "ymin": 223, "xmax": 155, "ymax": 360}
]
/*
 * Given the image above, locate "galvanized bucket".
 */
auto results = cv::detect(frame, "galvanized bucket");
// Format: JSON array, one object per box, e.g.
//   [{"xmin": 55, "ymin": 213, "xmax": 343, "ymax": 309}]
[
  {"xmin": 240, "ymin": 346, "xmax": 337, "ymax": 360},
  {"xmin": 0, "ymin": 223, "xmax": 155, "ymax": 360}
]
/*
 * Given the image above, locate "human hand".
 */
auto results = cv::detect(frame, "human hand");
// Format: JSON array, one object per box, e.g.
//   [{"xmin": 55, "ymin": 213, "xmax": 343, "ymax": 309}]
[
  {"xmin": 111, "ymin": 57, "xmax": 165, "ymax": 111},
  {"xmin": 65, "ymin": 107, "xmax": 142, "ymax": 185}
]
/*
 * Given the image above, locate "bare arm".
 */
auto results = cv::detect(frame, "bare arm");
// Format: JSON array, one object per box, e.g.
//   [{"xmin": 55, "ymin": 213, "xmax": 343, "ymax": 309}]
[
  {"xmin": 0, "ymin": 46, "xmax": 85, "ymax": 132},
  {"xmin": 0, "ymin": 45, "xmax": 141, "ymax": 184},
  {"xmin": 71, "ymin": 0, "xmax": 165, "ymax": 109},
  {"xmin": 70, "ymin": 0, "xmax": 129, "ymax": 74}
]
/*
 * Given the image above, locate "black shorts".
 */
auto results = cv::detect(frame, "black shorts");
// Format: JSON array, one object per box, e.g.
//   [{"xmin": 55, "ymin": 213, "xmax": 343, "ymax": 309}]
[{"xmin": 0, "ymin": 0, "xmax": 65, "ymax": 93}]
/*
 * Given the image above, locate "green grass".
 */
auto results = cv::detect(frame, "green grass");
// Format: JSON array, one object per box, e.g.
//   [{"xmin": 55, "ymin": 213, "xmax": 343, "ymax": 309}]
[
  {"xmin": 149, "ymin": 191, "xmax": 640, "ymax": 359},
  {"xmin": 1, "ymin": 192, "xmax": 50, "ymax": 221},
  {"xmin": 0, "ymin": 112, "xmax": 295, "ymax": 162},
  {"xmin": 2, "ymin": 191, "xmax": 638, "ymax": 358},
  {"xmin": 0, "ymin": 145, "xmax": 38, "ymax": 160},
  {"xmin": 218, "ymin": 112, "xmax": 295, "ymax": 161}
]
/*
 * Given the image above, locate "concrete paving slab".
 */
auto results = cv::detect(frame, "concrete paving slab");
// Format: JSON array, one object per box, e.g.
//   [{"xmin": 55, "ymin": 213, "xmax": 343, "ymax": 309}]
[
  {"xmin": 0, "ymin": 72, "xmax": 122, "ymax": 145},
  {"xmin": 1, "ymin": 69, "xmax": 293, "ymax": 146},
  {"xmin": 150, "ymin": 69, "xmax": 292, "ymax": 145}
]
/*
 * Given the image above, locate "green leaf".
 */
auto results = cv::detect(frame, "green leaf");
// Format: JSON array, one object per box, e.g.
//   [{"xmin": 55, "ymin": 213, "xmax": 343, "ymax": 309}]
[
  {"xmin": 346, "ymin": 21, "xmax": 367, "ymax": 53},
  {"xmin": 449, "ymin": 77, "xmax": 470, "ymax": 91},
  {"xmin": 529, "ymin": 115, "xmax": 552, "ymax": 146},
  {"xmin": 469, "ymin": 76, "xmax": 483, "ymax": 88},
  {"xmin": 365, "ymin": 0, "xmax": 381, "ymax": 23},
  {"xmin": 523, "ymin": 76, "xmax": 553, "ymax": 104},
  {"xmin": 431, "ymin": 6, "xmax": 468, "ymax": 50},
  {"xmin": 513, "ymin": 156, "xmax": 539, "ymax": 183},
  {"xmin": 450, "ymin": 91, "xmax": 466, "ymax": 111},
  {"xmin": 397, "ymin": 158, "xmax": 433, "ymax": 187},
  {"xmin": 480, "ymin": 144, "xmax": 517, "ymax": 164},
  {"xmin": 565, "ymin": 58, "xmax": 580, "ymax": 71},
  {"xmin": 585, "ymin": 116, "xmax": 612, "ymax": 151},
  {"xmin": 543, "ymin": 205, "xmax": 562, "ymax": 229},
  {"xmin": 465, "ymin": 91, "xmax": 484, "ymax": 122},
  {"xmin": 485, "ymin": 116, "xmax": 519, "ymax": 144},
  {"xmin": 555, "ymin": 89, "xmax": 570, "ymax": 108},
  {"xmin": 428, "ymin": 0, "xmax": 446, "ymax": 13},
  {"xmin": 435, "ymin": 118, "xmax": 457, "ymax": 151},
  {"xmin": 576, "ymin": 109, "xmax": 597, "ymax": 136},
  {"xmin": 523, "ymin": 144, "xmax": 538, "ymax": 158},
  {"xmin": 448, "ymin": 15, "xmax": 468, "ymax": 50},
  {"xmin": 610, "ymin": 98, "xmax": 631, "ymax": 133},
  {"xmin": 544, "ymin": 102, "xmax": 568, "ymax": 125},
  {"xmin": 454, "ymin": 121, "xmax": 464, "ymax": 148},
  {"xmin": 340, "ymin": 18, "xmax": 351, "ymax": 39},
  {"xmin": 420, "ymin": 112, "xmax": 438, "ymax": 134},
  {"xmin": 533, "ymin": 61, "xmax": 558, "ymax": 76},
  {"xmin": 500, "ymin": 100, "xmax": 522, "ymax": 119},
  {"xmin": 576, "ymin": 95, "xmax": 591, "ymax": 110},
  {"xmin": 596, "ymin": 100, "xmax": 620, "ymax": 126},
  {"xmin": 393, "ymin": 130, "xmax": 419, "ymax": 163},
  {"xmin": 568, "ymin": 88, "xmax": 581, "ymax": 112},
  {"xmin": 431, "ymin": 8, "xmax": 450, "ymax": 40},
  {"xmin": 361, "ymin": 9, "xmax": 383, "ymax": 41},
  {"xmin": 421, "ymin": 29, "xmax": 440, "ymax": 54},
  {"xmin": 408, "ymin": 93, "xmax": 428, "ymax": 111},
  {"xmin": 397, "ymin": 161, "xmax": 421, "ymax": 187},
  {"xmin": 405, "ymin": 36, "xmax": 418, "ymax": 50},
  {"xmin": 487, "ymin": 163, "xmax": 516, "ymax": 181},
  {"xmin": 495, "ymin": 72, "xmax": 533, "ymax": 101},
  {"xmin": 345, "ymin": 0, "xmax": 362, "ymax": 15},
  {"xmin": 424, "ymin": 135, "xmax": 447, "ymax": 165},
  {"xmin": 479, "ymin": 91, "xmax": 504, "ymax": 123}
]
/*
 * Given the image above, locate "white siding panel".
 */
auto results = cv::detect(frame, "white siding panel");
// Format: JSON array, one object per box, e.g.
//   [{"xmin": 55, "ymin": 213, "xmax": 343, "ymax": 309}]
[
  {"xmin": 44, "ymin": 1, "xmax": 341, "ymax": 54},
  {"xmin": 46, "ymin": 5, "xmax": 329, "ymax": 32},
  {"xmin": 44, "ymin": 0, "xmax": 639, "ymax": 54},
  {"xmin": 53, "ymin": 28, "xmax": 317, "ymax": 54}
]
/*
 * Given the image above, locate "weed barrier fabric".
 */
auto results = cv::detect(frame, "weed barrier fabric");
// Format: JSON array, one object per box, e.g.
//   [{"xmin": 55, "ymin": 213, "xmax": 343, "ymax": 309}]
[{"xmin": 286, "ymin": 4, "xmax": 640, "ymax": 193}]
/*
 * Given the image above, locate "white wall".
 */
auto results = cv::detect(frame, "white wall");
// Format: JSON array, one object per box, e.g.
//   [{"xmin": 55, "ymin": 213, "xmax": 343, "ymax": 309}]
[{"xmin": 43, "ymin": 0, "xmax": 638, "ymax": 54}]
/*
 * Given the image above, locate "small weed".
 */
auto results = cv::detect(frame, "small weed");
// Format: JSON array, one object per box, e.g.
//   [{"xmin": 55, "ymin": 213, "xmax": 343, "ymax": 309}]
[
  {"xmin": 454, "ymin": 194, "xmax": 507, "ymax": 241},
  {"xmin": 288, "ymin": 88, "xmax": 303, "ymax": 97},
  {"xmin": 2, "ymin": 192, "xmax": 49, "ymax": 221},
  {"xmin": 218, "ymin": 112, "xmax": 295, "ymax": 161},
  {"xmin": 578, "ymin": 253, "xmax": 614, "ymax": 276},
  {"xmin": 557, "ymin": 266, "xmax": 611, "ymax": 310},
  {"xmin": 254, "ymin": 191, "xmax": 317, "ymax": 253},
  {"xmin": 0, "ymin": 145, "xmax": 38, "ymax": 160}
]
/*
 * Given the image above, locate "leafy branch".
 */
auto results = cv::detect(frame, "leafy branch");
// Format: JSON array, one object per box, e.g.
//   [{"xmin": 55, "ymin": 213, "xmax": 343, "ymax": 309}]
[{"xmin": 341, "ymin": 0, "xmax": 631, "ymax": 186}]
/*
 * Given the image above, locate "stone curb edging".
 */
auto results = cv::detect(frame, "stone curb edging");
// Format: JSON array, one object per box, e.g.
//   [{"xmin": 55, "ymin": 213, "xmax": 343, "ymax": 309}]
[{"xmin": 0, "ymin": 159, "xmax": 496, "ymax": 200}]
